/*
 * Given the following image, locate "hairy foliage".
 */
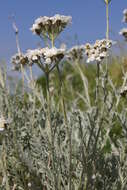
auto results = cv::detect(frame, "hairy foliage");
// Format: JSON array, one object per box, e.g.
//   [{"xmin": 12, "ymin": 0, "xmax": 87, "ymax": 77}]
[{"xmin": 0, "ymin": 55, "xmax": 127, "ymax": 190}]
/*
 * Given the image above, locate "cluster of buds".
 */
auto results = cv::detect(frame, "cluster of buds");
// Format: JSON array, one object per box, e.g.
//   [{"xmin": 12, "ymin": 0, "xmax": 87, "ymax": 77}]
[
  {"xmin": 11, "ymin": 48, "xmax": 65, "ymax": 72},
  {"xmin": 66, "ymin": 45, "xmax": 85, "ymax": 61},
  {"xmin": 119, "ymin": 28, "xmax": 127, "ymax": 42},
  {"xmin": 85, "ymin": 39, "xmax": 112, "ymax": 63},
  {"xmin": 0, "ymin": 116, "xmax": 12, "ymax": 132},
  {"xmin": 20, "ymin": 47, "xmax": 65, "ymax": 72},
  {"xmin": 11, "ymin": 53, "xmax": 28, "ymax": 71},
  {"xmin": 11, "ymin": 14, "xmax": 70, "ymax": 72},
  {"xmin": 30, "ymin": 14, "xmax": 72, "ymax": 40},
  {"xmin": 104, "ymin": 0, "xmax": 111, "ymax": 4},
  {"xmin": 43, "ymin": 47, "xmax": 65, "ymax": 64},
  {"xmin": 120, "ymin": 9, "xmax": 127, "ymax": 41},
  {"xmin": 26, "ymin": 48, "xmax": 44, "ymax": 64},
  {"xmin": 120, "ymin": 86, "xmax": 127, "ymax": 97},
  {"xmin": 123, "ymin": 9, "xmax": 127, "ymax": 23}
]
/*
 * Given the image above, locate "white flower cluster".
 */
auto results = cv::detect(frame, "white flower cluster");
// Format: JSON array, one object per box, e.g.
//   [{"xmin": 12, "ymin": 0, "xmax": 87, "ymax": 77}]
[
  {"xmin": 85, "ymin": 39, "xmax": 112, "ymax": 63},
  {"xmin": 123, "ymin": 9, "xmax": 127, "ymax": 23},
  {"xmin": 43, "ymin": 47, "xmax": 65, "ymax": 64},
  {"xmin": 31, "ymin": 14, "xmax": 72, "ymax": 40},
  {"xmin": 11, "ymin": 14, "xmax": 70, "ymax": 72},
  {"xmin": 0, "ymin": 116, "xmax": 12, "ymax": 132},
  {"xmin": 120, "ymin": 86, "xmax": 127, "ymax": 97},
  {"xmin": 26, "ymin": 48, "xmax": 45, "ymax": 64},
  {"xmin": 26, "ymin": 47, "xmax": 65, "ymax": 65},
  {"xmin": 11, "ymin": 47, "xmax": 65, "ymax": 71},
  {"xmin": 11, "ymin": 53, "xmax": 28, "ymax": 71},
  {"xmin": 120, "ymin": 9, "xmax": 127, "ymax": 41},
  {"xmin": 119, "ymin": 28, "xmax": 127, "ymax": 41},
  {"xmin": 67, "ymin": 45, "xmax": 85, "ymax": 61}
]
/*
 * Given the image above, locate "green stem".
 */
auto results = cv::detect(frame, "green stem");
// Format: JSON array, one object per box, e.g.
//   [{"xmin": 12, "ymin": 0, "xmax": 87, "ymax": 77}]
[
  {"xmin": 45, "ymin": 72, "xmax": 58, "ymax": 190},
  {"xmin": 29, "ymin": 66, "xmax": 33, "ymax": 82},
  {"xmin": 13, "ymin": 23, "xmax": 25, "ymax": 96},
  {"xmin": 56, "ymin": 65, "xmax": 72, "ymax": 190},
  {"xmin": 45, "ymin": 73, "xmax": 50, "ymax": 124},
  {"xmin": 2, "ymin": 138, "xmax": 10, "ymax": 190},
  {"xmin": 95, "ymin": 62, "xmax": 100, "ymax": 105},
  {"xmin": 49, "ymin": 34, "xmax": 60, "ymax": 189},
  {"xmin": 106, "ymin": 2, "xmax": 109, "ymax": 40},
  {"xmin": 75, "ymin": 60, "xmax": 91, "ymax": 108},
  {"xmin": 20, "ymin": 64, "xmax": 24, "ymax": 95},
  {"xmin": 56, "ymin": 65, "xmax": 68, "ymax": 123},
  {"xmin": 105, "ymin": 1, "xmax": 110, "ymax": 96},
  {"xmin": 51, "ymin": 34, "xmax": 55, "ymax": 48}
]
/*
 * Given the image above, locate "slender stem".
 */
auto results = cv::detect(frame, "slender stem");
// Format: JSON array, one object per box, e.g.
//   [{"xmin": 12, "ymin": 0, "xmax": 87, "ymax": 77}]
[
  {"xmin": 78, "ymin": 116, "xmax": 87, "ymax": 189},
  {"xmin": 12, "ymin": 21, "xmax": 21, "ymax": 54},
  {"xmin": 51, "ymin": 34, "xmax": 55, "ymax": 47},
  {"xmin": 39, "ymin": 34, "xmax": 50, "ymax": 47},
  {"xmin": 45, "ymin": 34, "xmax": 59, "ymax": 190},
  {"xmin": 45, "ymin": 72, "xmax": 58, "ymax": 190},
  {"xmin": 106, "ymin": 2, "xmax": 109, "ymax": 40},
  {"xmin": 95, "ymin": 62, "xmax": 100, "ymax": 105},
  {"xmin": 106, "ymin": 2, "xmax": 109, "ymax": 74},
  {"xmin": 15, "ymin": 32, "xmax": 21, "ymax": 55},
  {"xmin": 29, "ymin": 66, "xmax": 33, "ymax": 81},
  {"xmin": 53, "ymin": 24, "xmax": 72, "ymax": 187},
  {"xmin": 57, "ymin": 65, "xmax": 68, "ymax": 124},
  {"xmin": 75, "ymin": 60, "xmax": 91, "ymax": 108},
  {"xmin": 12, "ymin": 184, "xmax": 17, "ymax": 190},
  {"xmin": 116, "ymin": 72, "xmax": 127, "ymax": 107},
  {"xmin": 56, "ymin": 65, "xmax": 68, "ymax": 127},
  {"xmin": 12, "ymin": 22, "xmax": 25, "ymax": 95},
  {"xmin": 29, "ymin": 66, "xmax": 35, "ymax": 89},
  {"xmin": 20, "ymin": 64, "xmax": 24, "ymax": 95},
  {"xmin": 45, "ymin": 74, "xmax": 51, "ymax": 140},
  {"xmin": 49, "ymin": 63, "xmax": 58, "ymax": 74},
  {"xmin": 45, "ymin": 73, "xmax": 50, "ymax": 124},
  {"xmin": 15, "ymin": 30, "xmax": 25, "ymax": 95},
  {"xmin": 1, "ymin": 138, "xmax": 10, "ymax": 190},
  {"xmin": 56, "ymin": 65, "xmax": 72, "ymax": 190},
  {"xmin": 37, "ymin": 60, "xmax": 45, "ymax": 72}
]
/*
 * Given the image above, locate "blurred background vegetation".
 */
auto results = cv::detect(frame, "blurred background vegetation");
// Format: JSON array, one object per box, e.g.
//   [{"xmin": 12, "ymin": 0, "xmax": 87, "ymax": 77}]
[{"xmin": 36, "ymin": 54, "xmax": 127, "ymax": 108}]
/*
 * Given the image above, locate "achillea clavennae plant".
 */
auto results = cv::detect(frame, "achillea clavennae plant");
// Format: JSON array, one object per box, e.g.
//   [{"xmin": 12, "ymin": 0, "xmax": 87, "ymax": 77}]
[
  {"xmin": 26, "ymin": 47, "xmax": 65, "ymax": 73},
  {"xmin": 120, "ymin": 28, "xmax": 127, "ymax": 42},
  {"xmin": 0, "ymin": 116, "xmax": 11, "ymax": 132},
  {"xmin": 12, "ymin": 13, "xmax": 73, "ymax": 190},
  {"xmin": 2, "ymin": 5, "xmax": 127, "ymax": 190},
  {"xmin": 30, "ymin": 14, "xmax": 72, "ymax": 42},
  {"xmin": 66, "ymin": 45, "xmax": 85, "ymax": 61},
  {"xmin": 11, "ymin": 53, "xmax": 28, "ymax": 71},
  {"xmin": 85, "ymin": 39, "xmax": 112, "ymax": 63},
  {"xmin": 120, "ymin": 85, "xmax": 127, "ymax": 97},
  {"xmin": 123, "ymin": 9, "xmax": 127, "ymax": 23},
  {"xmin": 120, "ymin": 9, "xmax": 127, "ymax": 41},
  {"xmin": 104, "ymin": 0, "xmax": 112, "ymax": 40},
  {"xmin": 11, "ymin": 14, "xmax": 70, "ymax": 73}
]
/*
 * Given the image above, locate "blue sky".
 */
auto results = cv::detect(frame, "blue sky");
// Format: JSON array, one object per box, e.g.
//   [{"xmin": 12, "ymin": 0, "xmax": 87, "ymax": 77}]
[{"xmin": 0, "ymin": 0, "xmax": 127, "ymax": 67}]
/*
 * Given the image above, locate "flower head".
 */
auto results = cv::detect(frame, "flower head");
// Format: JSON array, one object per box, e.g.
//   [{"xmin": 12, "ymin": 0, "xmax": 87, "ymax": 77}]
[
  {"xmin": 0, "ymin": 116, "xmax": 12, "ymax": 132},
  {"xmin": 26, "ymin": 48, "xmax": 45, "ymax": 64},
  {"xmin": 30, "ymin": 14, "xmax": 72, "ymax": 40},
  {"xmin": 123, "ymin": 9, "xmax": 127, "ymax": 23},
  {"xmin": 119, "ymin": 28, "xmax": 127, "ymax": 41},
  {"xmin": 85, "ymin": 39, "xmax": 113, "ymax": 63},
  {"xmin": 104, "ymin": 0, "xmax": 111, "ymax": 4},
  {"xmin": 120, "ymin": 86, "xmax": 127, "ymax": 97},
  {"xmin": 11, "ymin": 53, "xmax": 28, "ymax": 71},
  {"xmin": 43, "ymin": 47, "xmax": 65, "ymax": 64},
  {"xmin": 67, "ymin": 45, "xmax": 85, "ymax": 61},
  {"xmin": 26, "ymin": 47, "xmax": 65, "ymax": 71}
]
